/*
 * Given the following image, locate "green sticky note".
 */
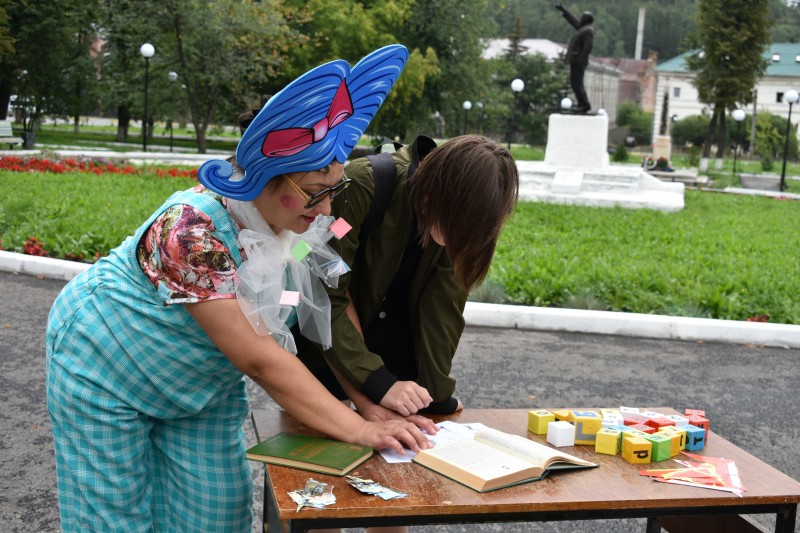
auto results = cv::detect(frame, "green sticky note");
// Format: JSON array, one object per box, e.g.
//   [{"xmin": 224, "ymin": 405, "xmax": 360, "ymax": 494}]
[{"xmin": 291, "ymin": 240, "xmax": 312, "ymax": 262}]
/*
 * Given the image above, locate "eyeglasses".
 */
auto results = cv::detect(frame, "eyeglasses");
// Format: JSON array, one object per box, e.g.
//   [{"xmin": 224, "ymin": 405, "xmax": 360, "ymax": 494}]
[{"xmin": 284, "ymin": 175, "xmax": 352, "ymax": 209}]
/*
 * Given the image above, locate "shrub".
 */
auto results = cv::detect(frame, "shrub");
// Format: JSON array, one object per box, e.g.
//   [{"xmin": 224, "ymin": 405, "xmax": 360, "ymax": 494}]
[{"xmin": 612, "ymin": 143, "xmax": 628, "ymax": 162}]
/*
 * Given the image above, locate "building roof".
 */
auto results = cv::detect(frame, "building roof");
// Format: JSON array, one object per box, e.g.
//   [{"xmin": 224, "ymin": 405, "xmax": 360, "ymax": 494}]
[{"xmin": 656, "ymin": 43, "xmax": 800, "ymax": 77}]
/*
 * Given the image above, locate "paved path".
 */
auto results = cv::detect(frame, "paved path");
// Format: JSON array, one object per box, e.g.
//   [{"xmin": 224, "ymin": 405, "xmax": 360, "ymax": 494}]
[{"xmin": 1, "ymin": 271, "xmax": 798, "ymax": 532}]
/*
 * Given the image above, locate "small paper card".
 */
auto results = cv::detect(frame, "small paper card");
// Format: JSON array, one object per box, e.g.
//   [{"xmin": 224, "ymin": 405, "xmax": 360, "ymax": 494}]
[
  {"xmin": 329, "ymin": 218, "xmax": 352, "ymax": 239},
  {"xmin": 291, "ymin": 240, "xmax": 313, "ymax": 262},
  {"xmin": 279, "ymin": 291, "xmax": 301, "ymax": 306}
]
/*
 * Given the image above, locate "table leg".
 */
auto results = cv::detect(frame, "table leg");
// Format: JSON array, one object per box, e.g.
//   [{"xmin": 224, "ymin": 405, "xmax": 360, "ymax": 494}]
[{"xmin": 775, "ymin": 504, "xmax": 797, "ymax": 533}]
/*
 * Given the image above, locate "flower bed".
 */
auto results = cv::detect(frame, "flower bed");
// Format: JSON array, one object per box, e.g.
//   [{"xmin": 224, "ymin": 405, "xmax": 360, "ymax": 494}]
[{"xmin": 0, "ymin": 154, "xmax": 198, "ymax": 179}]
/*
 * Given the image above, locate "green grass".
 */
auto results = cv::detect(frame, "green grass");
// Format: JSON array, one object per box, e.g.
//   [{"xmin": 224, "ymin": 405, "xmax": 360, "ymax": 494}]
[
  {"xmin": 0, "ymin": 171, "xmax": 197, "ymax": 260},
  {"xmin": 489, "ymin": 191, "xmax": 800, "ymax": 323},
  {"xmin": 3, "ymin": 167, "xmax": 800, "ymax": 324}
]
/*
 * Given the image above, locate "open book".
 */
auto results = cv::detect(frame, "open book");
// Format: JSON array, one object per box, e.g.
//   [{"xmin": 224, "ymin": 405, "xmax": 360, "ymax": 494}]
[{"xmin": 413, "ymin": 427, "xmax": 598, "ymax": 492}]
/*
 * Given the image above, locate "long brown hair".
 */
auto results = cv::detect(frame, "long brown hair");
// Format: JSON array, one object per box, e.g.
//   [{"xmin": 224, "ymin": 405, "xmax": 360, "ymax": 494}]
[{"xmin": 410, "ymin": 135, "xmax": 519, "ymax": 290}]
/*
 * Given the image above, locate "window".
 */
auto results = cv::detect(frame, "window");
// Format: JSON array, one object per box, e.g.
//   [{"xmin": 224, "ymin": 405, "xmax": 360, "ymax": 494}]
[
  {"xmin": 777, "ymin": 92, "xmax": 784, "ymax": 103},
  {"xmin": 673, "ymin": 87, "xmax": 681, "ymax": 98},
  {"xmin": 772, "ymin": 53, "xmax": 781, "ymax": 62}
]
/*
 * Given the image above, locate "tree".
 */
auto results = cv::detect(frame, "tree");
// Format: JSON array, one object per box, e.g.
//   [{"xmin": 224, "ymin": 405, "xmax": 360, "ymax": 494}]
[
  {"xmin": 0, "ymin": 0, "xmax": 97, "ymax": 144},
  {"xmin": 684, "ymin": 0, "xmax": 771, "ymax": 164}
]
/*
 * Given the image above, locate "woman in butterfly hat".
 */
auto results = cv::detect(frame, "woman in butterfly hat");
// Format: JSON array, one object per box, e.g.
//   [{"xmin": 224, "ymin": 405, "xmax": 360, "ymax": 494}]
[{"xmin": 45, "ymin": 44, "xmax": 435, "ymax": 532}]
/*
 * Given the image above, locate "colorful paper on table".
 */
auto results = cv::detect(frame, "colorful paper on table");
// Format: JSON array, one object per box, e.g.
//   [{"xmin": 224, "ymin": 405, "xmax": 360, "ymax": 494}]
[
  {"xmin": 639, "ymin": 452, "xmax": 746, "ymax": 496},
  {"xmin": 329, "ymin": 218, "xmax": 352, "ymax": 239}
]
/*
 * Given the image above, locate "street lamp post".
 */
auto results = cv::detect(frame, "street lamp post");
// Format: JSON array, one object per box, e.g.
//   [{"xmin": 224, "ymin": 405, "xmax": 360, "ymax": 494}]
[
  {"xmin": 508, "ymin": 78, "xmax": 524, "ymax": 151},
  {"xmin": 732, "ymin": 108, "xmax": 746, "ymax": 176},
  {"xmin": 140, "ymin": 43, "xmax": 155, "ymax": 152},
  {"xmin": 780, "ymin": 90, "xmax": 798, "ymax": 192},
  {"xmin": 476, "ymin": 102, "xmax": 484, "ymax": 134},
  {"xmin": 462, "ymin": 100, "xmax": 472, "ymax": 135},
  {"xmin": 167, "ymin": 71, "xmax": 178, "ymax": 152}
]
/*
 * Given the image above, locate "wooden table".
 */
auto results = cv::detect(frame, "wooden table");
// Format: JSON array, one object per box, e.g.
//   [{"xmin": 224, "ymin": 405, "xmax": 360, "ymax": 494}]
[{"xmin": 250, "ymin": 408, "xmax": 800, "ymax": 532}]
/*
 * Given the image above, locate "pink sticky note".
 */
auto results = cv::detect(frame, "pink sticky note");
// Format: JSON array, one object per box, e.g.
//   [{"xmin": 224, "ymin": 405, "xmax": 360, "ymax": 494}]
[
  {"xmin": 279, "ymin": 291, "xmax": 301, "ymax": 306},
  {"xmin": 329, "ymin": 218, "xmax": 352, "ymax": 239}
]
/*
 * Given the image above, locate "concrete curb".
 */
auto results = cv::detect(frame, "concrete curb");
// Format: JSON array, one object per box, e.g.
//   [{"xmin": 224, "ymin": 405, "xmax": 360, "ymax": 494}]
[{"xmin": 3, "ymin": 250, "xmax": 799, "ymax": 349}]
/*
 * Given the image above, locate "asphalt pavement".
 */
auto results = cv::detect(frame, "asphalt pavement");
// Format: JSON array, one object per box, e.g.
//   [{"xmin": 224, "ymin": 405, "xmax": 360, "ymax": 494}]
[{"xmin": 1, "ymin": 270, "xmax": 798, "ymax": 532}]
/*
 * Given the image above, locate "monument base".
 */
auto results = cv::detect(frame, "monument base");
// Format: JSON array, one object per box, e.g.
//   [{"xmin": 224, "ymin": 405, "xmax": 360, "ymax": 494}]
[{"xmin": 518, "ymin": 114, "xmax": 685, "ymax": 212}]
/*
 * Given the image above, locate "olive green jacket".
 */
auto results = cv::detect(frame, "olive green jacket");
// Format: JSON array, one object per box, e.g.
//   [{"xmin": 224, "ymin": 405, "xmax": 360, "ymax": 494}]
[{"xmin": 301, "ymin": 141, "xmax": 467, "ymax": 410}]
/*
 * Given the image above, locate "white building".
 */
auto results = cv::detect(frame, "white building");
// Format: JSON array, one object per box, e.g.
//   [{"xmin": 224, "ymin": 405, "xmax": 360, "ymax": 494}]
[
  {"xmin": 483, "ymin": 38, "xmax": 622, "ymax": 126},
  {"xmin": 652, "ymin": 43, "xmax": 800, "ymax": 142}
]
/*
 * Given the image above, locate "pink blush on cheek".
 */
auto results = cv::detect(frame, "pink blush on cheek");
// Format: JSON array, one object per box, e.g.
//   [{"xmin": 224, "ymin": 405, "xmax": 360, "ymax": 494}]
[{"xmin": 280, "ymin": 195, "xmax": 303, "ymax": 209}]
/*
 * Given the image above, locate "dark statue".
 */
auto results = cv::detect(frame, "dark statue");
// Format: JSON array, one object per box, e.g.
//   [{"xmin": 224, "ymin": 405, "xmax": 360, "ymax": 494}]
[{"xmin": 555, "ymin": 3, "xmax": 594, "ymax": 114}]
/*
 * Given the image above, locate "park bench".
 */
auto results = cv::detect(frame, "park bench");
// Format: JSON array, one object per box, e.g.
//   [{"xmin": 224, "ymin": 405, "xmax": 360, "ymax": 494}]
[{"xmin": 0, "ymin": 120, "xmax": 23, "ymax": 149}]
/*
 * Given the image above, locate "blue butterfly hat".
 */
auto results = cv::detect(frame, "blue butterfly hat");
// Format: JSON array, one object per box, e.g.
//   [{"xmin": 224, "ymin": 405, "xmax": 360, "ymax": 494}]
[{"xmin": 198, "ymin": 44, "xmax": 409, "ymax": 200}]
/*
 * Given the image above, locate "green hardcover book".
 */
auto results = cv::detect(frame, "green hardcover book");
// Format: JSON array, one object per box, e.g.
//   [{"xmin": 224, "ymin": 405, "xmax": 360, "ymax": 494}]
[{"xmin": 246, "ymin": 432, "xmax": 373, "ymax": 476}]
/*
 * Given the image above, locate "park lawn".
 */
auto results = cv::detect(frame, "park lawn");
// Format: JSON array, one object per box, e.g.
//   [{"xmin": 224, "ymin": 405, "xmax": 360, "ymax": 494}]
[
  {"xmin": 487, "ymin": 190, "xmax": 800, "ymax": 324},
  {"xmin": 2, "ymin": 169, "xmax": 800, "ymax": 324}
]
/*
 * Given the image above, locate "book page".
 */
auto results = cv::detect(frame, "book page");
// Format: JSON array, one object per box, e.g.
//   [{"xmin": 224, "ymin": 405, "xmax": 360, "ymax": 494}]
[
  {"xmin": 475, "ymin": 428, "xmax": 596, "ymax": 468},
  {"xmin": 422, "ymin": 437, "xmax": 538, "ymax": 481}
]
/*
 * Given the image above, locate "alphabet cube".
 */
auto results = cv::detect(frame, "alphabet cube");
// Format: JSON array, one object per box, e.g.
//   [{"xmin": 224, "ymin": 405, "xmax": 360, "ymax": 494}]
[
  {"xmin": 623, "ymin": 414, "xmax": 650, "ymax": 426},
  {"xmin": 595, "ymin": 428, "xmax": 622, "ymax": 455},
  {"xmin": 602, "ymin": 415, "xmax": 624, "ymax": 427},
  {"xmin": 546, "ymin": 421, "xmax": 575, "ymax": 447},
  {"xmin": 645, "ymin": 434, "xmax": 673, "ymax": 462},
  {"xmin": 658, "ymin": 431, "xmax": 682, "ymax": 457},
  {"xmin": 684, "ymin": 424, "xmax": 706, "ymax": 451},
  {"xmin": 627, "ymin": 423, "xmax": 656, "ymax": 434},
  {"xmin": 664, "ymin": 414, "xmax": 689, "ymax": 427},
  {"xmin": 639, "ymin": 410, "xmax": 663, "ymax": 419},
  {"xmin": 619, "ymin": 406, "xmax": 640, "ymax": 414},
  {"xmin": 552, "ymin": 409, "xmax": 572, "ymax": 422},
  {"xmin": 644, "ymin": 417, "xmax": 676, "ymax": 430},
  {"xmin": 572, "ymin": 411, "xmax": 602, "ymax": 445},
  {"xmin": 658, "ymin": 426, "xmax": 687, "ymax": 450},
  {"xmin": 527, "ymin": 410, "xmax": 555, "ymax": 435},
  {"xmin": 685, "ymin": 414, "xmax": 709, "ymax": 440},
  {"xmin": 685, "ymin": 408, "xmax": 706, "ymax": 417},
  {"xmin": 621, "ymin": 435, "xmax": 652, "ymax": 464}
]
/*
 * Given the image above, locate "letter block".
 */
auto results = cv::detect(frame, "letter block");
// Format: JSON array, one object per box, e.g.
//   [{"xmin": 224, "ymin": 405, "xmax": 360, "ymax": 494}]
[
  {"xmin": 601, "ymin": 408, "xmax": 622, "ymax": 419},
  {"xmin": 684, "ymin": 424, "xmax": 706, "ymax": 451},
  {"xmin": 644, "ymin": 417, "xmax": 676, "ymax": 430},
  {"xmin": 619, "ymin": 406, "xmax": 640, "ymax": 414},
  {"xmin": 627, "ymin": 423, "xmax": 656, "ymax": 434},
  {"xmin": 645, "ymin": 434, "xmax": 673, "ymax": 462},
  {"xmin": 621, "ymin": 435, "xmax": 652, "ymax": 464},
  {"xmin": 573, "ymin": 411, "xmax": 602, "ymax": 445},
  {"xmin": 665, "ymin": 414, "xmax": 689, "ymax": 427},
  {"xmin": 658, "ymin": 426, "xmax": 687, "ymax": 450},
  {"xmin": 639, "ymin": 410, "xmax": 663, "ymax": 419},
  {"xmin": 685, "ymin": 414, "xmax": 710, "ymax": 440},
  {"xmin": 685, "ymin": 408, "xmax": 706, "ymax": 417},
  {"xmin": 602, "ymin": 415, "xmax": 624, "ymax": 428},
  {"xmin": 595, "ymin": 428, "xmax": 622, "ymax": 455},
  {"xmin": 659, "ymin": 431, "xmax": 682, "ymax": 457},
  {"xmin": 551, "ymin": 409, "xmax": 572, "ymax": 422},
  {"xmin": 623, "ymin": 414, "xmax": 650, "ymax": 426},
  {"xmin": 528, "ymin": 410, "xmax": 555, "ymax": 435},
  {"xmin": 546, "ymin": 421, "xmax": 575, "ymax": 447}
]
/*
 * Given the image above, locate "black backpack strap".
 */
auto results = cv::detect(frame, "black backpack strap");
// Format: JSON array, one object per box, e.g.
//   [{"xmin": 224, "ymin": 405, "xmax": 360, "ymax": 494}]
[{"xmin": 360, "ymin": 151, "xmax": 396, "ymax": 242}]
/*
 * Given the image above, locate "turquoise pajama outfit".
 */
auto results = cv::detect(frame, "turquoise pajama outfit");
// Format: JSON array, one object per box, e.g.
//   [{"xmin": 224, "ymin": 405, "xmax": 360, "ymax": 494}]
[{"xmin": 46, "ymin": 189, "xmax": 255, "ymax": 532}]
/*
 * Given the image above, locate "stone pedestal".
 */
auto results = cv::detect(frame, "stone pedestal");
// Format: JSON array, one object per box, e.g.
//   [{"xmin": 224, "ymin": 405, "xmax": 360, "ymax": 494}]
[
  {"xmin": 516, "ymin": 113, "xmax": 685, "ymax": 212},
  {"xmin": 652, "ymin": 135, "xmax": 672, "ymax": 163},
  {"xmin": 545, "ymin": 114, "xmax": 610, "ymax": 168}
]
